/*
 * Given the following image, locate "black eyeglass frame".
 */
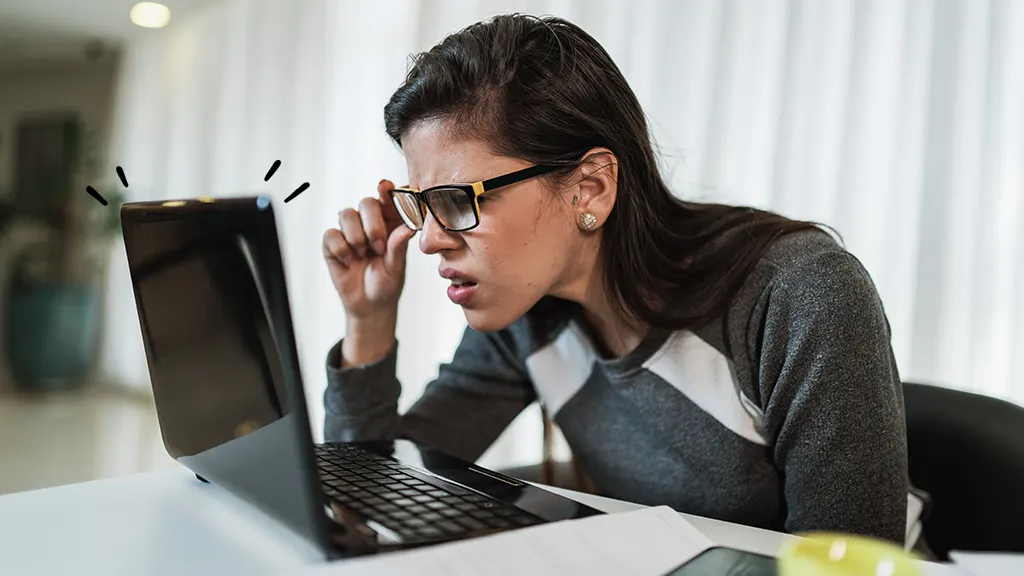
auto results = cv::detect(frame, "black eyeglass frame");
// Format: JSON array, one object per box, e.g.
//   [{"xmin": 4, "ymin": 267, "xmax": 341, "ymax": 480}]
[{"xmin": 389, "ymin": 163, "xmax": 566, "ymax": 232}]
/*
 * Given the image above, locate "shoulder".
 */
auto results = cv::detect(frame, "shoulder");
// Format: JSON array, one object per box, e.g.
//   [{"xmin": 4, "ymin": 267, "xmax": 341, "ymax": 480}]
[
  {"xmin": 734, "ymin": 228, "xmax": 882, "ymax": 314},
  {"xmin": 713, "ymin": 228, "xmax": 890, "ymax": 357}
]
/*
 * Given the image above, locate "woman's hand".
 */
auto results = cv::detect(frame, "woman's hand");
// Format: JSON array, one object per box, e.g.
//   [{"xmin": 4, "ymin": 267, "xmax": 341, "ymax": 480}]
[{"xmin": 323, "ymin": 179, "xmax": 416, "ymax": 365}]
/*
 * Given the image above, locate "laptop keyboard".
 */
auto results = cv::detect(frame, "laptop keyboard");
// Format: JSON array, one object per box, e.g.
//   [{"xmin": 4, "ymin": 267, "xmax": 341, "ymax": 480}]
[{"xmin": 315, "ymin": 444, "xmax": 542, "ymax": 542}]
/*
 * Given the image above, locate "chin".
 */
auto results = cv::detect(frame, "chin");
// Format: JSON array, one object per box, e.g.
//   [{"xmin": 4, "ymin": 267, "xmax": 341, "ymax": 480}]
[{"xmin": 462, "ymin": 306, "xmax": 525, "ymax": 333}]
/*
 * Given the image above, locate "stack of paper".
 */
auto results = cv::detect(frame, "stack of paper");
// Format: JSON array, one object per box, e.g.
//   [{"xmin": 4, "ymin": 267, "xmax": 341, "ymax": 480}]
[{"xmin": 299, "ymin": 506, "xmax": 715, "ymax": 576}]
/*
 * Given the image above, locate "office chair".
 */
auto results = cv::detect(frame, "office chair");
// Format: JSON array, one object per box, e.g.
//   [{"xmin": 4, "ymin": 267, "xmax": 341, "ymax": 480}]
[{"xmin": 903, "ymin": 381, "xmax": 1024, "ymax": 560}]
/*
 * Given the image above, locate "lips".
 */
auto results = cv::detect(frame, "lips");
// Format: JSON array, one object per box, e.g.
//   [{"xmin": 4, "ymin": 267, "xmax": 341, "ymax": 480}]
[
  {"xmin": 440, "ymin": 268, "xmax": 478, "ymax": 305},
  {"xmin": 439, "ymin": 268, "xmax": 478, "ymax": 285}
]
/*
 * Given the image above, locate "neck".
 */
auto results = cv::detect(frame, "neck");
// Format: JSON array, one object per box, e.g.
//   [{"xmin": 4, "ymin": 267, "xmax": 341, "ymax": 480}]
[{"xmin": 552, "ymin": 248, "xmax": 647, "ymax": 358}]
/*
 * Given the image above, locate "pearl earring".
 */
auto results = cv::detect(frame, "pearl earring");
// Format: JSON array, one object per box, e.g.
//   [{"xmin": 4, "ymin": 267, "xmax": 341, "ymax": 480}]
[{"xmin": 579, "ymin": 212, "xmax": 598, "ymax": 231}]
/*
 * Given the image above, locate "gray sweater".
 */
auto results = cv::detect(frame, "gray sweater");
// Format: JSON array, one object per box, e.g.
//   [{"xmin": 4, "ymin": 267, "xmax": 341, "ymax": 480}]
[{"xmin": 323, "ymin": 229, "xmax": 921, "ymax": 546}]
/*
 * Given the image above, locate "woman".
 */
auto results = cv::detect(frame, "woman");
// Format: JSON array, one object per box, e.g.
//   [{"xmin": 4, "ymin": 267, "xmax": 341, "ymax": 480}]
[{"xmin": 322, "ymin": 13, "xmax": 919, "ymax": 547}]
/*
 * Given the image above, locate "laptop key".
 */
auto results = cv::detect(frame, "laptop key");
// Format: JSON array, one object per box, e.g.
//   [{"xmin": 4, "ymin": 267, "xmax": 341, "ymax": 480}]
[
  {"xmin": 411, "ymin": 495, "xmax": 433, "ymax": 503},
  {"xmin": 469, "ymin": 509, "xmax": 495, "ymax": 520},
  {"xmin": 454, "ymin": 517, "xmax": 487, "ymax": 531},
  {"xmin": 426, "ymin": 490, "xmax": 448, "ymax": 498},
  {"xmin": 404, "ymin": 518, "xmax": 427, "ymax": 528},
  {"xmin": 484, "ymin": 517, "xmax": 513, "ymax": 529},
  {"xmin": 420, "ymin": 512, "xmax": 443, "ymax": 522},
  {"xmin": 454, "ymin": 502, "xmax": 478, "ymax": 512},
  {"xmin": 439, "ymin": 508, "xmax": 462, "ymax": 518},
  {"xmin": 392, "ymin": 498, "xmax": 415, "ymax": 507},
  {"xmin": 390, "ymin": 511, "xmax": 413, "ymax": 520},
  {"xmin": 436, "ymin": 520, "xmax": 466, "ymax": 534},
  {"xmin": 424, "ymin": 502, "xmax": 447, "ymax": 510},
  {"xmin": 417, "ymin": 527, "xmax": 444, "ymax": 539},
  {"xmin": 380, "ymin": 493, "xmax": 403, "ymax": 501}
]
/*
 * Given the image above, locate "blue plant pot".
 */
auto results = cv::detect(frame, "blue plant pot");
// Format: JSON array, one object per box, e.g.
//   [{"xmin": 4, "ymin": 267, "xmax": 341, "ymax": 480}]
[{"xmin": 5, "ymin": 283, "xmax": 99, "ymax": 392}]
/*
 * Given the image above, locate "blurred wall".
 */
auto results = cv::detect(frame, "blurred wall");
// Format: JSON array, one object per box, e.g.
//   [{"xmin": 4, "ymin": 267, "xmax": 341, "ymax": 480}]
[{"xmin": 0, "ymin": 59, "xmax": 118, "ymax": 192}]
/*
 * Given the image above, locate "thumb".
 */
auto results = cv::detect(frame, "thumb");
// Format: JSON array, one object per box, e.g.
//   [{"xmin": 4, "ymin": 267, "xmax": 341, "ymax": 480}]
[{"xmin": 384, "ymin": 224, "xmax": 415, "ymax": 274}]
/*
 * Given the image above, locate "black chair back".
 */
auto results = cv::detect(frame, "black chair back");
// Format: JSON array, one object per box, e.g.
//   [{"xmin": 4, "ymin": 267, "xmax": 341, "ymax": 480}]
[{"xmin": 903, "ymin": 382, "xmax": 1024, "ymax": 560}]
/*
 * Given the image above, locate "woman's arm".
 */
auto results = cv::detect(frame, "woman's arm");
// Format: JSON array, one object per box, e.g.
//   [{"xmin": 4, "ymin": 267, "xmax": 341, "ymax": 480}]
[
  {"xmin": 323, "ymin": 325, "xmax": 536, "ymax": 463},
  {"xmin": 755, "ymin": 249, "xmax": 909, "ymax": 544}
]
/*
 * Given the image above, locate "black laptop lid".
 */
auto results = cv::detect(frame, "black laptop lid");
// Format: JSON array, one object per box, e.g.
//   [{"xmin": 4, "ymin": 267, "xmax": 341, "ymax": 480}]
[{"xmin": 120, "ymin": 196, "xmax": 334, "ymax": 555}]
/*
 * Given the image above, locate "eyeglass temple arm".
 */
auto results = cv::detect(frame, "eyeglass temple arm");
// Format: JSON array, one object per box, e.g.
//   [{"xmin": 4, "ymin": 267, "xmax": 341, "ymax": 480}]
[{"xmin": 476, "ymin": 164, "xmax": 563, "ymax": 196}]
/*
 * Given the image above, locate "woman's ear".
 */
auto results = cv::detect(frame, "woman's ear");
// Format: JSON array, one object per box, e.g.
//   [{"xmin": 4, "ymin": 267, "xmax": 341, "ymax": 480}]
[{"xmin": 571, "ymin": 147, "xmax": 618, "ymax": 231}]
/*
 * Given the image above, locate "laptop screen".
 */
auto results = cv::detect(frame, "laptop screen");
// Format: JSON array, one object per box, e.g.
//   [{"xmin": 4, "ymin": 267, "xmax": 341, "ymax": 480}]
[
  {"xmin": 121, "ymin": 200, "xmax": 331, "ymax": 552},
  {"xmin": 127, "ymin": 218, "xmax": 289, "ymax": 457}
]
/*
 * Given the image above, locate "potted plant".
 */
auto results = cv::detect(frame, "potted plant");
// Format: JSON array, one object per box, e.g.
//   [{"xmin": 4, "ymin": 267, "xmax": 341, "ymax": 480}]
[{"xmin": 2, "ymin": 120, "xmax": 125, "ymax": 393}]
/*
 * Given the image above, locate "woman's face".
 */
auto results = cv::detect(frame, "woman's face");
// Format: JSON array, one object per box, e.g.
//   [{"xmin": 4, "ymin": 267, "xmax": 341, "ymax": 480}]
[{"xmin": 401, "ymin": 121, "xmax": 587, "ymax": 332}]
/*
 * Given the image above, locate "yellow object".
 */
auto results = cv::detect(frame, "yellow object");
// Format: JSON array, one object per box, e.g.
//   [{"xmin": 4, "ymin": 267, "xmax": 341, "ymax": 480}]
[{"xmin": 778, "ymin": 533, "xmax": 921, "ymax": 576}]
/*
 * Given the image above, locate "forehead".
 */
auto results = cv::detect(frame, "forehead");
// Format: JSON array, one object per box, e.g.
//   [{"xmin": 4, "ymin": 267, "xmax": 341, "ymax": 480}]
[{"xmin": 401, "ymin": 121, "xmax": 510, "ymax": 188}]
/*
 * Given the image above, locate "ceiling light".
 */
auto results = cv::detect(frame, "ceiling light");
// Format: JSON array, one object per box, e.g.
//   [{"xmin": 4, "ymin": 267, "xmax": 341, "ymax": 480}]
[{"xmin": 130, "ymin": 2, "xmax": 172, "ymax": 29}]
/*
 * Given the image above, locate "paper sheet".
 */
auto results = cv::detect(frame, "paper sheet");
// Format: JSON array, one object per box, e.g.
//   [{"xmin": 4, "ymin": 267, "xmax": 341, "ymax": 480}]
[
  {"xmin": 950, "ymin": 551, "xmax": 1024, "ymax": 576},
  {"xmin": 300, "ymin": 506, "xmax": 715, "ymax": 576}
]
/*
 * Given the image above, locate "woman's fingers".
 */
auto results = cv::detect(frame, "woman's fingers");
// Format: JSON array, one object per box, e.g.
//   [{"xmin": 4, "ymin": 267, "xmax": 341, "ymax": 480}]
[
  {"xmin": 338, "ymin": 208, "xmax": 368, "ymax": 258},
  {"xmin": 322, "ymin": 228, "xmax": 352, "ymax": 267},
  {"xmin": 358, "ymin": 198, "xmax": 388, "ymax": 256},
  {"xmin": 377, "ymin": 179, "xmax": 407, "ymax": 232}
]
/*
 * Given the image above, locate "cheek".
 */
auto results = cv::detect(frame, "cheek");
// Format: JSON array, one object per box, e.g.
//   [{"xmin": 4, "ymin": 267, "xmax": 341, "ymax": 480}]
[{"xmin": 475, "ymin": 224, "xmax": 567, "ymax": 290}]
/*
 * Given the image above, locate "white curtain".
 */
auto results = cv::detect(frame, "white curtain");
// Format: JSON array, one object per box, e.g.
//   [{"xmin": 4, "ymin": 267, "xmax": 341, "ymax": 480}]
[{"xmin": 100, "ymin": 0, "xmax": 1024, "ymax": 470}]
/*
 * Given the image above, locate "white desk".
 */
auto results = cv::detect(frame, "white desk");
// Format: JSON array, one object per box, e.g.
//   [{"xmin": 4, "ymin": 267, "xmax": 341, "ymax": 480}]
[{"xmin": 0, "ymin": 465, "xmax": 966, "ymax": 575}]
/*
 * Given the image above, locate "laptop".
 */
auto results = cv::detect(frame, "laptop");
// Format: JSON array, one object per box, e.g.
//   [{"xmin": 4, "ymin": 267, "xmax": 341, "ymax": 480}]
[{"xmin": 119, "ymin": 195, "xmax": 603, "ymax": 560}]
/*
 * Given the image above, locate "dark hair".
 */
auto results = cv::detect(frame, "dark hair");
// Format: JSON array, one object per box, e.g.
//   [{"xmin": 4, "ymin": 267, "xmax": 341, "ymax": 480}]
[{"xmin": 384, "ymin": 14, "xmax": 823, "ymax": 331}]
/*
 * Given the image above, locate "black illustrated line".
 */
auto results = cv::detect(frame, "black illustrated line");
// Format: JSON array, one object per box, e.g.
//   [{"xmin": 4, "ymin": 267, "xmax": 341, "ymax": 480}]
[
  {"xmin": 116, "ymin": 166, "xmax": 128, "ymax": 188},
  {"xmin": 264, "ymin": 160, "xmax": 281, "ymax": 182},
  {"xmin": 284, "ymin": 182, "xmax": 310, "ymax": 203},
  {"xmin": 86, "ymin": 186, "xmax": 108, "ymax": 206}
]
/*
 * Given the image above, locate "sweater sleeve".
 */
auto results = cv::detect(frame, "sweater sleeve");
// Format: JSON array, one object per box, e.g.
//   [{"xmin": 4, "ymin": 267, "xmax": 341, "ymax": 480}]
[
  {"xmin": 323, "ymin": 325, "xmax": 536, "ymax": 463},
  {"xmin": 755, "ymin": 250, "xmax": 909, "ymax": 544}
]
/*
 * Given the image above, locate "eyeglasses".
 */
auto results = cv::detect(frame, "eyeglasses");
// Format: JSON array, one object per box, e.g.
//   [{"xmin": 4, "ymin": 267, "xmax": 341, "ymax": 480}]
[{"xmin": 389, "ymin": 163, "xmax": 564, "ymax": 232}]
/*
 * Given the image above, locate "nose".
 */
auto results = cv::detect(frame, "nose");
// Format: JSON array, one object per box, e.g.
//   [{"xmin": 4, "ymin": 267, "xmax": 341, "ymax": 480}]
[{"xmin": 418, "ymin": 211, "xmax": 462, "ymax": 255}]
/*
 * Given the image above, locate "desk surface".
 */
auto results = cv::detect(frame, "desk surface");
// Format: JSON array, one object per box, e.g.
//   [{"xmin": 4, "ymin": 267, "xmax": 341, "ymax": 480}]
[{"xmin": 0, "ymin": 466, "xmax": 965, "ymax": 575}]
